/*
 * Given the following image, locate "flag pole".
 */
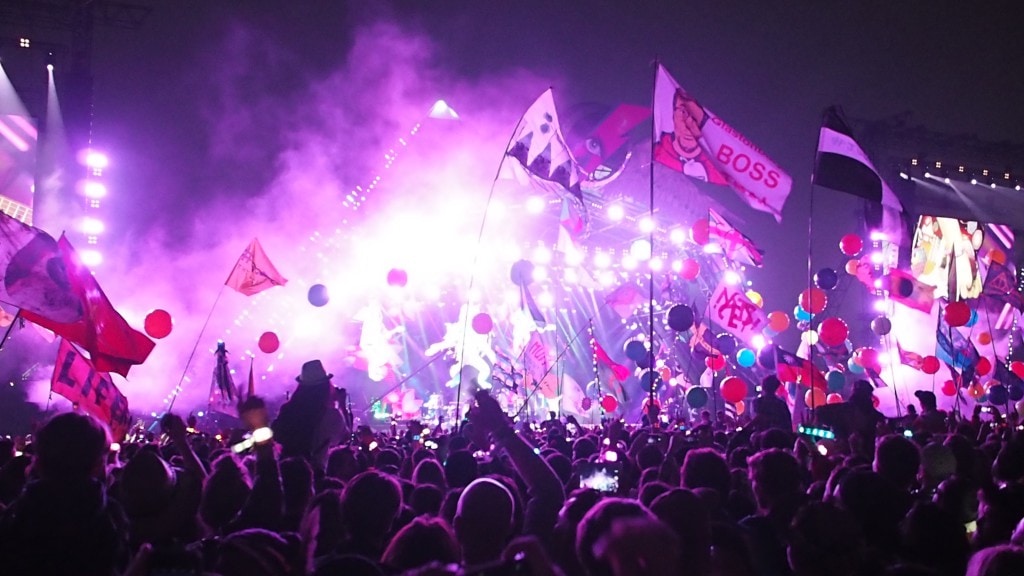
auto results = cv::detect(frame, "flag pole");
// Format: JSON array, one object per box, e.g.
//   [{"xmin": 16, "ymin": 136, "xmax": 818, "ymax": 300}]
[
  {"xmin": 0, "ymin": 310, "xmax": 22, "ymax": 352},
  {"xmin": 454, "ymin": 107, "xmax": 527, "ymax": 426},
  {"xmin": 648, "ymin": 58, "xmax": 658, "ymax": 428},
  {"xmin": 169, "ymin": 284, "xmax": 226, "ymax": 413}
]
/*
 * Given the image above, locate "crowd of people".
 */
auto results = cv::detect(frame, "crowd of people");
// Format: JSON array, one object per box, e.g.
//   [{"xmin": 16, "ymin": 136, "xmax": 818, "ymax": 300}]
[{"xmin": 2, "ymin": 358, "xmax": 1024, "ymax": 576}]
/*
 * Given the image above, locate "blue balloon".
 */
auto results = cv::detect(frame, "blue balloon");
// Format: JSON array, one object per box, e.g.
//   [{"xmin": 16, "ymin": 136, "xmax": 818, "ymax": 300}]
[
  {"xmin": 827, "ymin": 370, "xmax": 846, "ymax": 392},
  {"xmin": 1010, "ymin": 384, "xmax": 1024, "ymax": 402},
  {"xmin": 640, "ymin": 370, "xmax": 661, "ymax": 391},
  {"xmin": 847, "ymin": 358, "xmax": 865, "ymax": 374},
  {"xmin": 624, "ymin": 340, "xmax": 647, "ymax": 362},
  {"xmin": 794, "ymin": 305, "xmax": 813, "ymax": 322},
  {"xmin": 814, "ymin": 268, "xmax": 839, "ymax": 290},
  {"xmin": 736, "ymin": 348, "xmax": 756, "ymax": 368},
  {"xmin": 989, "ymin": 384, "xmax": 1009, "ymax": 405},
  {"xmin": 966, "ymin": 309, "xmax": 979, "ymax": 327},
  {"xmin": 686, "ymin": 387, "xmax": 709, "ymax": 408},
  {"xmin": 307, "ymin": 284, "xmax": 330, "ymax": 307},
  {"xmin": 716, "ymin": 333, "xmax": 738, "ymax": 356}
]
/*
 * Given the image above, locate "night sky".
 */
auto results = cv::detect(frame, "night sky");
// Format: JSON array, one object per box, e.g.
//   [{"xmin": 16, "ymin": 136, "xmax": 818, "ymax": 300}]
[{"xmin": 2, "ymin": 0, "xmax": 1024, "ymax": 422}]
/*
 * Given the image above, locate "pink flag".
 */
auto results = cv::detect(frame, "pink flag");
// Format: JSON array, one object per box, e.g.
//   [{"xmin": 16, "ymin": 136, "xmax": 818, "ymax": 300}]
[
  {"xmin": 653, "ymin": 65, "xmax": 792, "ymax": 222},
  {"xmin": 226, "ymin": 238, "xmax": 288, "ymax": 296},
  {"xmin": 604, "ymin": 284, "xmax": 646, "ymax": 319},
  {"xmin": 524, "ymin": 331, "xmax": 549, "ymax": 384},
  {"xmin": 51, "ymin": 339, "xmax": 132, "ymax": 440}
]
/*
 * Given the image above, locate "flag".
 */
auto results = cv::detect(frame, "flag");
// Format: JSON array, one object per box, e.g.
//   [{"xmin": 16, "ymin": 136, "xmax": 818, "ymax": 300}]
[
  {"xmin": 0, "ymin": 212, "xmax": 83, "ymax": 324},
  {"xmin": 225, "ymin": 238, "xmax": 288, "ymax": 296},
  {"xmin": 896, "ymin": 341, "xmax": 926, "ymax": 371},
  {"xmin": 247, "ymin": 357, "xmax": 255, "ymax": 399},
  {"xmin": 571, "ymin": 103, "xmax": 650, "ymax": 174},
  {"xmin": 653, "ymin": 64, "xmax": 792, "ymax": 222},
  {"xmin": 709, "ymin": 279, "xmax": 768, "ymax": 343},
  {"xmin": 995, "ymin": 359, "xmax": 1024, "ymax": 391},
  {"xmin": 935, "ymin": 309, "xmax": 980, "ymax": 385},
  {"xmin": 524, "ymin": 331, "xmax": 549, "ymax": 384},
  {"xmin": 604, "ymin": 284, "xmax": 646, "ymax": 319},
  {"xmin": 501, "ymin": 89, "xmax": 588, "ymax": 226},
  {"xmin": 775, "ymin": 347, "xmax": 827, "ymax": 389},
  {"xmin": 51, "ymin": 339, "xmax": 132, "ymax": 440},
  {"xmin": 864, "ymin": 367, "xmax": 889, "ymax": 388},
  {"xmin": 689, "ymin": 321, "xmax": 720, "ymax": 361},
  {"xmin": 707, "ymin": 208, "xmax": 764, "ymax": 267},
  {"xmin": 814, "ymin": 106, "xmax": 904, "ymax": 240},
  {"xmin": 888, "ymin": 269, "xmax": 936, "ymax": 314},
  {"xmin": 556, "ymin": 198, "xmax": 584, "ymax": 257},
  {"xmin": 593, "ymin": 337, "xmax": 630, "ymax": 382},
  {"xmin": 982, "ymin": 261, "xmax": 1024, "ymax": 311},
  {"xmin": 21, "ymin": 235, "xmax": 154, "ymax": 377}
]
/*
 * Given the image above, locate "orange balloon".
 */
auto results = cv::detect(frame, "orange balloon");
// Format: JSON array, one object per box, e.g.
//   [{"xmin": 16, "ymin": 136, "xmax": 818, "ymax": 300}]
[
  {"xmin": 967, "ymin": 383, "xmax": 985, "ymax": 399},
  {"xmin": 845, "ymin": 259, "xmax": 860, "ymax": 275},
  {"xmin": 768, "ymin": 311, "xmax": 791, "ymax": 332},
  {"xmin": 658, "ymin": 366, "xmax": 672, "ymax": 383},
  {"xmin": 989, "ymin": 248, "xmax": 1007, "ymax": 265},
  {"xmin": 978, "ymin": 332, "xmax": 992, "ymax": 346},
  {"xmin": 805, "ymin": 387, "xmax": 826, "ymax": 408}
]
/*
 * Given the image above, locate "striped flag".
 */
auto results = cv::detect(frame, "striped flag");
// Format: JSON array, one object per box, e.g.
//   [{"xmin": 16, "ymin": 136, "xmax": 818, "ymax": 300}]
[{"xmin": 896, "ymin": 341, "xmax": 926, "ymax": 371}]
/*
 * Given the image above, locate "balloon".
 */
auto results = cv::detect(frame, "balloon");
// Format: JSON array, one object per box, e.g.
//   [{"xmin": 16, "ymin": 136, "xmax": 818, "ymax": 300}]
[
  {"xmin": 818, "ymin": 317, "xmax": 848, "ymax": 347},
  {"xmin": 144, "ymin": 309, "xmax": 173, "ymax": 339},
  {"xmin": 758, "ymin": 345, "xmax": 777, "ymax": 370},
  {"xmin": 814, "ymin": 268, "xmax": 839, "ymax": 290},
  {"xmin": 768, "ymin": 311, "xmax": 791, "ymax": 332},
  {"xmin": 680, "ymin": 258, "xmax": 701, "ymax": 281},
  {"xmin": 805, "ymin": 387, "xmax": 826, "ymax": 408},
  {"xmin": 746, "ymin": 290, "xmax": 764, "ymax": 308},
  {"xmin": 658, "ymin": 366, "xmax": 672, "ymax": 383},
  {"xmin": 840, "ymin": 233, "xmax": 863, "ymax": 256},
  {"xmin": 967, "ymin": 383, "xmax": 986, "ymax": 400},
  {"xmin": 386, "ymin": 268, "xmax": 408, "ymax": 287},
  {"xmin": 686, "ymin": 387, "xmax": 709, "ymax": 408},
  {"xmin": 640, "ymin": 370, "xmax": 661, "ymax": 392},
  {"xmin": 976, "ymin": 357, "xmax": 992, "ymax": 377},
  {"xmin": 510, "ymin": 259, "xmax": 535, "ymax": 287},
  {"xmin": 1012, "ymin": 361, "xmax": 1024, "ymax": 379},
  {"xmin": 721, "ymin": 376, "xmax": 747, "ymax": 403},
  {"xmin": 793, "ymin": 305, "xmax": 813, "ymax": 322},
  {"xmin": 624, "ymin": 340, "xmax": 647, "ymax": 362},
  {"xmin": 705, "ymin": 355, "xmax": 726, "ymax": 372},
  {"xmin": 989, "ymin": 248, "xmax": 1007, "ymax": 265},
  {"xmin": 853, "ymin": 347, "xmax": 880, "ymax": 372},
  {"xmin": 715, "ymin": 333, "xmax": 738, "ymax": 356},
  {"xmin": 1011, "ymin": 385, "xmax": 1024, "ymax": 402},
  {"xmin": 667, "ymin": 304, "xmax": 695, "ymax": 331},
  {"xmin": 600, "ymin": 395, "xmax": 619, "ymax": 412},
  {"xmin": 799, "ymin": 288, "xmax": 828, "ymax": 314},
  {"xmin": 966, "ymin": 309, "xmax": 979, "ymax": 328},
  {"xmin": 736, "ymin": 348, "xmax": 756, "ymax": 368},
  {"xmin": 691, "ymin": 218, "xmax": 710, "ymax": 245},
  {"xmin": 471, "ymin": 313, "xmax": 493, "ymax": 335},
  {"xmin": 941, "ymin": 380, "xmax": 957, "ymax": 397},
  {"xmin": 826, "ymin": 392, "xmax": 844, "ymax": 404},
  {"xmin": 308, "ymin": 284, "xmax": 330, "ymax": 307},
  {"xmin": 636, "ymin": 353, "xmax": 652, "ymax": 369},
  {"xmin": 944, "ymin": 301, "xmax": 971, "ymax": 327},
  {"xmin": 257, "ymin": 331, "xmax": 280, "ymax": 354},
  {"xmin": 922, "ymin": 356, "xmax": 941, "ymax": 375},
  {"xmin": 870, "ymin": 316, "xmax": 892, "ymax": 336},
  {"xmin": 801, "ymin": 330, "xmax": 820, "ymax": 347},
  {"xmin": 734, "ymin": 400, "xmax": 745, "ymax": 415},
  {"xmin": 847, "ymin": 358, "xmax": 865, "ymax": 374},
  {"xmin": 826, "ymin": 370, "xmax": 846, "ymax": 392},
  {"xmin": 978, "ymin": 332, "xmax": 992, "ymax": 346},
  {"xmin": 845, "ymin": 259, "xmax": 861, "ymax": 275},
  {"xmin": 989, "ymin": 384, "xmax": 1009, "ymax": 405}
]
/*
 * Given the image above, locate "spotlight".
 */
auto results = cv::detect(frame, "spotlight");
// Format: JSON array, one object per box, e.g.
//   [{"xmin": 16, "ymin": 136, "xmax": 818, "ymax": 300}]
[
  {"xmin": 83, "ymin": 181, "xmax": 107, "ymax": 198},
  {"xmin": 970, "ymin": 178, "xmax": 978, "ymax": 185},
  {"xmin": 594, "ymin": 252, "xmax": 611, "ymax": 269},
  {"xmin": 19, "ymin": 38, "xmax": 30, "ymax": 48},
  {"xmin": 80, "ymin": 217, "xmax": 105, "ymax": 235},
  {"xmin": 649, "ymin": 257, "xmax": 663, "ymax": 271},
  {"xmin": 82, "ymin": 150, "xmax": 108, "ymax": 169},
  {"xmin": 526, "ymin": 196, "xmax": 545, "ymax": 214},
  {"xmin": 531, "ymin": 245, "xmax": 551, "ymax": 264},
  {"xmin": 531, "ymin": 266, "xmax": 548, "ymax": 282},
  {"xmin": 621, "ymin": 255, "xmax": 638, "ymax": 270},
  {"xmin": 898, "ymin": 172, "xmax": 909, "ymax": 180},
  {"xmin": 924, "ymin": 171, "xmax": 931, "ymax": 178},
  {"xmin": 669, "ymin": 228, "xmax": 686, "ymax": 245},
  {"xmin": 629, "ymin": 239, "xmax": 652, "ymax": 261},
  {"xmin": 724, "ymin": 270, "xmax": 741, "ymax": 285},
  {"xmin": 607, "ymin": 204, "xmax": 624, "ymax": 221},
  {"xmin": 79, "ymin": 249, "xmax": 103, "ymax": 267},
  {"xmin": 638, "ymin": 216, "xmax": 655, "ymax": 233}
]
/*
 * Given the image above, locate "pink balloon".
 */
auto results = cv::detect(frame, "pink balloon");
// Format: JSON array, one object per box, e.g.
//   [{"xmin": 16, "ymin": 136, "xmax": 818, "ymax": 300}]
[
  {"xmin": 818, "ymin": 317, "xmax": 848, "ymax": 347},
  {"xmin": 471, "ymin": 313, "xmax": 493, "ymax": 335},
  {"xmin": 144, "ymin": 309, "xmax": 173, "ymax": 339},
  {"xmin": 258, "ymin": 331, "xmax": 280, "ymax": 354},
  {"xmin": 600, "ymin": 394, "xmax": 619, "ymax": 412}
]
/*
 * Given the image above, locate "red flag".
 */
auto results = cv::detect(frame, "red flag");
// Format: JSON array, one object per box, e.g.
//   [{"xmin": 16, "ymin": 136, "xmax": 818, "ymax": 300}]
[
  {"xmin": 593, "ymin": 337, "xmax": 630, "ymax": 382},
  {"xmin": 225, "ymin": 238, "xmax": 288, "ymax": 296},
  {"xmin": 775, "ymin": 347, "xmax": 826, "ymax": 390},
  {"xmin": 22, "ymin": 235, "xmax": 154, "ymax": 377},
  {"xmin": 51, "ymin": 339, "xmax": 132, "ymax": 440}
]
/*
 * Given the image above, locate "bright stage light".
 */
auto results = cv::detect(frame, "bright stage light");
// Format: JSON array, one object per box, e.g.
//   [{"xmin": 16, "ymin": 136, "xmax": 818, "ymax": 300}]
[
  {"xmin": 671, "ymin": 259, "xmax": 683, "ymax": 273},
  {"xmin": 487, "ymin": 200, "xmax": 506, "ymax": 220},
  {"xmin": 563, "ymin": 268, "xmax": 579, "ymax": 284},
  {"xmin": 629, "ymin": 239, "xmax": 652, "ymax": 261},
  {"xmin": 47, "ymin": 64, "xmax": 54, "ymax": 72},
  {"xmin": 873, "ymin": 300, "xmax": 888, "ymax": 312},
  {"xmin": 79, "ymin": 250, "xmax": 103, "ymax": 267},
  {"xmin": 869, "ymin": 231, "xmax": 887, "ymax": 241},
  {"xmin": 83, "ymin": 150, "xmax": 109, "ymax": 169},
  {"xmin": 724, "ymin": 270, "xmax": 741, "ymax": 285},
  {"xmin": 80, "ymin": 217, "xmax": 105, "ymax": 235},
  {"xmin": 83, "ymin": 181, "xmax": 107, "ymax": 198},
  {"xmin": 532, "ymin": 266, "xmax": 548, "ymax": 282},
  {"xmin": 752, "ymin": 334, "xmax": 767, "ymax": 349},
  {"xmin": 970, "ymin": 178, "xmax": 978, "ymax": 185},
  {"xmin": 649, "ymin": 257, "xmax": 663, "ymax": 271},
  {"xmin": 639, "ymin": 216, "xmax": 655, "ymax": 233},
  {"xmin": 594, "ymin": 252, "xmax": 611, "ymax": 269},
  {"xmin": 532, "ymin": 245, "xmax": 552, "ymax": 264},
  {"xmin": 669, "ymin": 228, "xmax": 686, "ymax": 244},
  {"xmin": 526, "ymin": 196, "xmax": 546, "ymax": 214},
  {"xmin": 599, "ymin": 271, "xmax": 616, "ymax": 286},
  {"xmin": 564, "ymin": 248, "xmax": 584, "ymax": 266},
  {"xmin": 607, "ymin": 204, "xmax": 624, "ymax": 221},
  {"xmin": 621, "ymin": 254, "xmax": 638, "ymax": 270},
  {"xmin": 19, "ymin": 38, "xmax": 30, "ymax": 48},
  {"xmin": 537, "ymin": 291, "xmax": 554, "ymax": 308},
  {"xmin": 870, "ymin": 252, "xmax": 883, "ymax": 264}
]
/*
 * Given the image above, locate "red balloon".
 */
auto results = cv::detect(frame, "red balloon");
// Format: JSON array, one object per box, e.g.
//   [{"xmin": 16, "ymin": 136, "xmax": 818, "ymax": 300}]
[
  {"xmin": 258, "ymin": 331, "xmax": 280, "ymax": 354},
  {"xmin": 944, "ymin": 301, "xmax": 971, "ymax": 327},
  {"xmin": 826, "ymin": 392, "xmax": 844, "ymax": 404},
  {"xmin": 721, "ymin": 376, "xmax": 747, "ymax": 404},
  {"xmin": 818, "ymin": 317, "xmax": 849, "ymax": 347},
  {"xmin": 941, "ymin": 380, "xmax": 957, "ymax": 397},
  {"xmin": 600, "ymin": 394, "xmax": 619, "ymax": 412},
  {"xmin": 705, "ymin": 355, "xmax": 726, "ymax": 372},
  {"xmin": 976, "ymin": 357, "xmax": 992, "ymax": 377},
  {"xmin": 471, "ymin": 313, "xmax": 493, "ymax": 335},
  {"xmin": 680, "ymin": 258, "xmax": 701, "ymax": 281},
  {"xmin": 799, "ymin": 288, "xmax": 828, "ymax": 314},
  {"xmin": 839, "ymin": 233, "xmax": 863, "ymax": 256},
  {"xmin": 691, "ymin": 218, "xmax": 710, "ymax": 245},
  {"xmin": 922, "ymin": 355, "xmax": 941, "ymax": 375},
  {"xmin": 144, "ymin": 309, "xmax": 173, "ymax": 339},
  {"xmin": 853, "ymin": 347, "xmax": 880, "ymax": 373},
  {"xmin": 1011, "ymin": 361, "xmax": 1024, "ymax": 379}
]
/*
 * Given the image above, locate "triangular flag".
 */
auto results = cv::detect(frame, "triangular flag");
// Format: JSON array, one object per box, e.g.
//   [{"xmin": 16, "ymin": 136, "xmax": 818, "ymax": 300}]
[{"xmin": 225, "ymin": 238, "xmax": 288, "ymax": 296}]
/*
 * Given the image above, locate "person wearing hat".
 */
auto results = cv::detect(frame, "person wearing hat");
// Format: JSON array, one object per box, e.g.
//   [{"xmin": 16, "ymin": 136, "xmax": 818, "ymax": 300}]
[
  {"xmin": 273, "ymin": 360, "xmax": 351, "ymax": 470},
  {"xmin": 912, "ymin": 390, "xmax": 947, "ymax": 435}
]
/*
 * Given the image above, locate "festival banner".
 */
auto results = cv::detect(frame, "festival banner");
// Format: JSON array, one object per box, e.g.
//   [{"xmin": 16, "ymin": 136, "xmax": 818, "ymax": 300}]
[
  {"xmin": 226, "ymin": 238, "xmax": 288, "ymax": 296},
  {"xmin": 653, "ymin": 64, "xmax": 792, "ymax": 222},
  {"xmin": 0, "ymin": 212, "xmax": 83, "ymax": 324},
  {"xmin": 709, "ymin": 279, "xmax": 768, "ymax": 343},
  {"xmin": 50, "ymin": 339, "xmax": 132, "ymax": 440},
  {"xmin": 523, "ymin": 331, "xmax": 549, "ymax": 384}
]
